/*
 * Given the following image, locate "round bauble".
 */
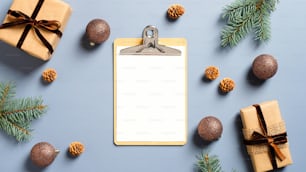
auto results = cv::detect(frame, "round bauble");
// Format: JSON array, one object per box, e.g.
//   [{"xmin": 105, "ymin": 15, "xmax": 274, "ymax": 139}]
[
  {"xmin": 197, "ymin": 116, "xmax": 223, "ymax": 141},
  {"xmin": 30, "ymin": 142, "xmax": 59, "ymax": 167},
  {"xmin": 86, "ymin": 19, "xmax": 110, "ymax": 46},
  {"xmin": 252, "ymin": 54, "xmax": 278, "ymax": 80}
]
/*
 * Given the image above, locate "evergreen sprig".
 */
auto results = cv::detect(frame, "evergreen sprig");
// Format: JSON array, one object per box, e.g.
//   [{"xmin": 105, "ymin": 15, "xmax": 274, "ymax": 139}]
[
  {"xmin": 0, "ymin": 82, "xmax": 47, "ymax": 142},
  {"xmin": 221, "ymin": 0, "xmax": 279, "ymax": 47},
  {"xmin": 197, "ymin": 153, "xmax": 222, "ymax": 172},
  {"xmin": 197, "ymin": 152, "xmax": 237, "ymax": 172}
]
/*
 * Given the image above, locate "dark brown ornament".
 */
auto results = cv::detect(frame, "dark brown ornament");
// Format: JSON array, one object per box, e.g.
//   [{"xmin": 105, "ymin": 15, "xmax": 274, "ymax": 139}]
[
  {"xmin": 86, "ymin": 19, "xmax": 110, "ymax": 46},
  {"xmin": 197, "ymin": 116, "xmax": 223, "ymax": 141},
  {"xmin": 30, "ymin": 142, "xmax": 59, "ymax": 167},
  {"xmin": 252, "ymin": 54, "xmax": 278, "ymax": 80}
]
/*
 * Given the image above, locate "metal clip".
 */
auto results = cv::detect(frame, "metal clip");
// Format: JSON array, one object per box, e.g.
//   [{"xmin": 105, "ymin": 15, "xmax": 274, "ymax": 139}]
[{"xmin": 120, "ymin": 25, "xmax": 181, "ymax": 56}]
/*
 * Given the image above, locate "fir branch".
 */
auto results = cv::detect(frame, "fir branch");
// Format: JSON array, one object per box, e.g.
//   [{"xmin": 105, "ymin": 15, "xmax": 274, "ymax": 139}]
[
  {"xmin": 259, "ymin": 0, "xmax": 279, "ymax": 12},
  {"xmin": 197, "ymin": 152, "xmax": 237, "ymax": 172},
  {"xmin": 0, "ymin": 117, "xmax": 31, "ymax": 142},
  {"xmin": 0, "ymin": 82, "xmax": 15, "ymax": 110},
  {"xmin": 253, "ymin": 0, "xmax": 279, "ymax": 41},
  {"xmin": 221, "ymin": 11, "xmax": 256, "ymax": 47},
  {"xmin": 254, "ymin": 7, "xmax": 271, "ymax": 41},
  {"xmin": 222, "ymin": 0, "xmax": 256, "ymax": 23},
  {"xmin": 0, "ymin": 82, "xmax": 47, "ymax": 142},
  {"xmin": 221, "ymin": 0, "xmax": 279, "ymax": 47},
  {"xmin": 197, "ymin": 153, "xmax": 222, "ymax": 172},
  {"xmin": 2, "ymin": 98, "xmax": 46, "ymax": 123}
]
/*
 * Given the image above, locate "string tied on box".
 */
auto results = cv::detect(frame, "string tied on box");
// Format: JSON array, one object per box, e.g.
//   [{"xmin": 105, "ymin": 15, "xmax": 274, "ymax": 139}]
[
  {"xmin": 0, "ymin": 9, "xmax": 62, "ymax": 54},
  {"xmin": 244, "ymin": 104, "xmax": 288, "ymax": 170}
]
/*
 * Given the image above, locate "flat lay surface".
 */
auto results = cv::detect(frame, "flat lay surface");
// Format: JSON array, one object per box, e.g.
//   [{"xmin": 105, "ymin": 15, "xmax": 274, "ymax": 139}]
[{"xmin": 0, "ymin": 0, "xmax": 305, "ymax": 171}]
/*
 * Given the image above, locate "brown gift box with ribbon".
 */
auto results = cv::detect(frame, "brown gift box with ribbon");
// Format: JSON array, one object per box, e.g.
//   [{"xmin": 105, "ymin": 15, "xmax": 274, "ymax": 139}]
[
  {"xmin": 0, "ymin": 0, "xmax": 72, "ymax": 61},
  {"xmin": 240, "ymin": 100, "xmax": 293, "ymax": 172}
]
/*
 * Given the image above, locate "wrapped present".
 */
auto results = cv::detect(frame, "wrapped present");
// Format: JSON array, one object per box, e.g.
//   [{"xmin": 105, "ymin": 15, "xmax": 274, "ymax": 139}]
[
  {"xmin": 240, "ymin": 100, "xmax": 292, "ymax": 172},
  {"xmin": 0, "ymin": 0, "xmax": 72, "ymax": 61}
]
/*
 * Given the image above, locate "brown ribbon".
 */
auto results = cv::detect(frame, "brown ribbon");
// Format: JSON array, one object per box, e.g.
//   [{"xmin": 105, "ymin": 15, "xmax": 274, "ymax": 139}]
[
  {"xmin": 244, "ymin": 104, "xmax": 288, "ymax": 169},
  {"xmin": 0, "ymin": 0, "xmax": 62, "ymax": 54}
]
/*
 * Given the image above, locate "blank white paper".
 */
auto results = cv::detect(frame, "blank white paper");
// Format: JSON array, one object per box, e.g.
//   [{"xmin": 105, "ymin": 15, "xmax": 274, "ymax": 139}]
[{"xmin": 115, "ymin": 45, "xmax": 187, "ymax": 144}]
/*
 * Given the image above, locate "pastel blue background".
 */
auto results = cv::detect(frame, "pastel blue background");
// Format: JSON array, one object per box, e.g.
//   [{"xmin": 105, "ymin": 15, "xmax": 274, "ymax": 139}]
[{"xmin": 0, "ymin": 0, "xmax": 305, "ymax": 171}]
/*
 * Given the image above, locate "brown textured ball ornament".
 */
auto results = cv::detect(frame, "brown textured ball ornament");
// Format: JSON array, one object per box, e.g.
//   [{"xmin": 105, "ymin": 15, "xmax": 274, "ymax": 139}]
[
  {"xmin": 86, "ymin": 19, "xmax": 110, "ymax": 46},
  {"xmin": 252, "ymin": 54, "xmax": 278, "ymax": 80},
  {"xmin": 198, "ymin": 116, "xmax": 223, "ymax": 141},
  {"xmin": 30, "ymin": 142, "xmax": 59, "ymax": 167}
]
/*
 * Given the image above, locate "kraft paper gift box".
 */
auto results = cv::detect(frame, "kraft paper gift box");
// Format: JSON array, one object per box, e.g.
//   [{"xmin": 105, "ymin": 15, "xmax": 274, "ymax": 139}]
[
  {"xmin": 240, "ymin": 100, "xmax": 292, "ymax": 172},
  {"xmin": 0, "ymin": 0, "xmax": 72, "ymax": 61}
]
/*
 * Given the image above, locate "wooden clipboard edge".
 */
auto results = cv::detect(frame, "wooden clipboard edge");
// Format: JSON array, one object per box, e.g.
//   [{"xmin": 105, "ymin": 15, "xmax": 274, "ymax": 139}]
[
  {"xmin": 113, "ymin": 38, "xmax": 188, "ymax": 146},
  {"xmin": 114, "ymin": 140, "xmax": 187, "ymax": 146}
]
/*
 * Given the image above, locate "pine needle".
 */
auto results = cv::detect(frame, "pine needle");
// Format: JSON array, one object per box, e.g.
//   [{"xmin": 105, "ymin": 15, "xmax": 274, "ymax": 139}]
[
  {"xmin": 221, "ymin": 0, "xmax": 279, "ymax": 47},
  {"xmin": 197, "ymin": 153, "xmax": 222, "ymax": 172},
  {"xmin": 0, "ymin": 82, "xmax": 15, "ymax": 109},
  {"xmin": 197, "ymin": 152, "xmax": 238, "ymax": 172},
  {"xmin": 0, "ymin": 82, "xmax": 47, "ymax": 142}
]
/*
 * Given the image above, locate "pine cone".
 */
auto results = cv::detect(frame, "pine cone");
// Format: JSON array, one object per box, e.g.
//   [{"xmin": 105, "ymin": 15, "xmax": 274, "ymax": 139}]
[
  {"xmin": 167, "ymin": 4, "xmax": 185, "ymax": 20},
  {"xmin": 68, "ymin": 142, "xmax": 85, "ymax": 156},
  {"xmin": 219, "ymin": 78, "xmax": 235, "ymax": 93},
  {"xmin": 42, "ymin": 68, "xmax": 57, "ymax": 83},
  {"xmin": 204, "ymin": 66, "xmax": 220, "ymax": 80}
]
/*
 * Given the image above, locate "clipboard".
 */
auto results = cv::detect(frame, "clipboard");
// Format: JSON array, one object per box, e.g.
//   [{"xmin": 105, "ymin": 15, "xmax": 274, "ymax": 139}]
[{"xmin": 113, "ymin": 26, "xmax": 187, "ymax": 145}]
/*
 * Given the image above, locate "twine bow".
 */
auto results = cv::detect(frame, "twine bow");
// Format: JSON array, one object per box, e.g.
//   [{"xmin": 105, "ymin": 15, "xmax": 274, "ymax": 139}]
[
  {"xmin": 244, "ymin": 104, "xmax": 287, "ymax": 169},
  {"xmin": 0, "ymin": 9, "xmax": 62, "ymax": 54}
]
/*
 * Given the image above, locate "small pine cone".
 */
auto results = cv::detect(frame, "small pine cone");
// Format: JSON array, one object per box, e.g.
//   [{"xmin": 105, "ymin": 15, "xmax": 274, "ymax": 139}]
[
  {"xmin": 42, "ymin": 68, "xmax": 57, "ymax": 83},
  {"xmin": 167, "ymin": 4, "xmax": 185, "ymax": 20},
  {"xmin": 219, "ymin": 78, "xmax": 235, "ymax": 93},
  {"xmin": 204, "ymin": 66, "xmax": 220, "ymax": 80},
  {"xmin": 68, "ymin": 142, "xmax": 85, "ymax": 156}
]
